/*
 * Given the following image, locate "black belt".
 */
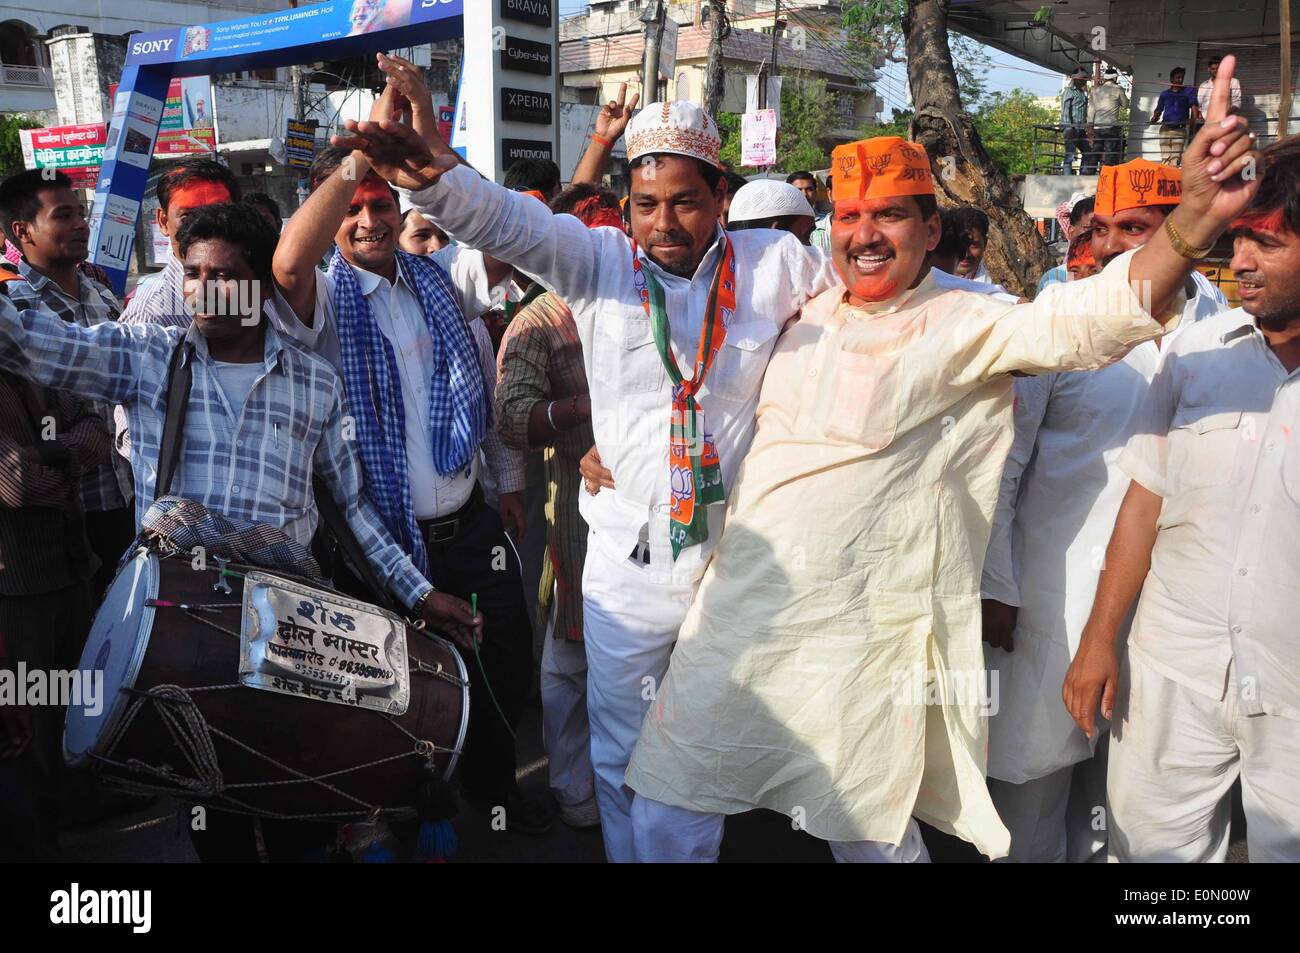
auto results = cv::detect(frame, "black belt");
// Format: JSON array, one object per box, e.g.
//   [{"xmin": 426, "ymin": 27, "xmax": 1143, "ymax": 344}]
[{"xmin": 418, "ymin": 483, "xmax": 483, "ymax": 545}]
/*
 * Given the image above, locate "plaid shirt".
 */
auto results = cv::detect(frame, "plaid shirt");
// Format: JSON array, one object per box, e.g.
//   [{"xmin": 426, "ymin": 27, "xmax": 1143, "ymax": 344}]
[
  {"xmin": 6, "ymin": 261, "xmax": 131, "ymax": 512},
  {"xmin": 495, "ymin": 292, "xmax": 591, "ymax": 641},
  {"xmin": 0, "ymin": 293, "xmax": 432, "ymax": 610}
]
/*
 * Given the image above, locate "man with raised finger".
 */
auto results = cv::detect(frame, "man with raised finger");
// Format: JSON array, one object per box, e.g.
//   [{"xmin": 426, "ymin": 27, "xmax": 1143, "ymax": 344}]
[{"xmin": 620, "ymin": 64, "xmax": 1260, "ymax": 864}]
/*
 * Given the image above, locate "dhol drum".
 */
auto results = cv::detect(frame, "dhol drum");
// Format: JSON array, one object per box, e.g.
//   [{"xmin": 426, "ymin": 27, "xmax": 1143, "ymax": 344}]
[{"xmin": 64, "ymin": 546, "xmax": 469, "ymax": 822}]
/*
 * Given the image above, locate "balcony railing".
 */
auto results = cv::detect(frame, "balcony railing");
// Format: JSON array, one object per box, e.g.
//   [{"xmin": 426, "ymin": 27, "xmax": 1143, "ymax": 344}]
[{"xmin": 1, "ymin": 63, "xmax": 52, "ymax": 87}]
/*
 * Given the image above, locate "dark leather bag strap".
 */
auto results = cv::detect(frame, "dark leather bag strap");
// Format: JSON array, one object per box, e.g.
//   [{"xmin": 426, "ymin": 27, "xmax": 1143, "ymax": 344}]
[
  {"xmin": 156, "ymin": 337, "xmax": 193, "ymax": 499},
  {"xmin": 311, "ymin": 476, "xmax": 400, "ymax": 615}
]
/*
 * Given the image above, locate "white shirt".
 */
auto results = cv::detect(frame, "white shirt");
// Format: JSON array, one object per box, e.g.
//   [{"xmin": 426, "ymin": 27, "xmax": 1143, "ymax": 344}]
[
  {"xmin": 406, "ymin": 163, "xmax": 840, "ymax": 584},
  {"xmin": 280, "ymin": 248, "xmax": 524, "ymax": 518},
  {"xmin": 929, "ymin": 266, "xmax": 1018, "ymax": 302},
  {"xmin": 1198, "ymin": 76, "xmax": 1241, "ymax": 116},
  {"xmin": 1121, "ymin": 308, "xmax": 1300, "ymax": 721},
  {"xmin": 980, "ymin": 280, "xmax": 1225, "ymax": 782}
]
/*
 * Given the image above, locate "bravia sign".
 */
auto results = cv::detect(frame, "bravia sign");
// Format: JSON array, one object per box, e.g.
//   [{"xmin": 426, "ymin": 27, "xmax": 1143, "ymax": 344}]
[
  {"xmin": 501, "ymin": 0, "xmax": 553, "ymax": 28},
  {"xmin": 502, "ymin": 36, "xmax": 552, "ymax": 76},
  {"xmin": 501, "ymin": 87, "xmax": 552, "ymax": 124}
]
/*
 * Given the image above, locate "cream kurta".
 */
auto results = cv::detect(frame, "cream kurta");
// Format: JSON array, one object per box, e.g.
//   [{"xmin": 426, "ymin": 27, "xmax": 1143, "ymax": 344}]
[{"xmin": 625, "ymin": 248, "xmax": 1175, "ymax": 858}]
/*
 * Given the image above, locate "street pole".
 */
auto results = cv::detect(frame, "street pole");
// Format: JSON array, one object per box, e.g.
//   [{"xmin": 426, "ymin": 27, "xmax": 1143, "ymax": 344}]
[
  {"xmin": 1281, "ymin": 0, "xmax": 1293, "ymax": 138},
  {"xmin": 641, "ymin": 0, "xmax": 666, "ymax": 104},
  {"xmin": 289, "ymin": 0, "xmax": 307, "ymax": 207},
  {"xmin": 703, "ymin": 0, "xmax": 728, "ymax": 118}
]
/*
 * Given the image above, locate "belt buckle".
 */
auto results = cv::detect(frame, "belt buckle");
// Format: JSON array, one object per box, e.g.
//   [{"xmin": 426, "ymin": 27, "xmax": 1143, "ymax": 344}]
[{"xmin": 427, "ymin": 517, "xmax": 459, "ymax": 544}]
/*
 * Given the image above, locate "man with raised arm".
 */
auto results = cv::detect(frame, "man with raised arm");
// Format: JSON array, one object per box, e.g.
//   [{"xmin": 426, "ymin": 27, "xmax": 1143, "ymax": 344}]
[{"xmin": 338, "ymin": 54, "xmax": 840, "ymax": 861}]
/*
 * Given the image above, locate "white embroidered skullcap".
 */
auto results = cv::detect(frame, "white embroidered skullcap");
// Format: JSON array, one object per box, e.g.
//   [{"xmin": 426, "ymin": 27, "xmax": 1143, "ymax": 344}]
[
  {"xmin": 727, "ymin": 179, "xmax": 816, "ymax": 222},
  {"xmin": 625, "ymin": 100, "xmax": 722, "ymax": 168}
]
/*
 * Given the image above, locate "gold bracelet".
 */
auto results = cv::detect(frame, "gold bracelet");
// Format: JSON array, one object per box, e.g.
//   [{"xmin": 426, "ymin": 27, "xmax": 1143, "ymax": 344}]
[{"xmin": 1164, "ymin": 215, "xmax": 1215, "ymax": 260}]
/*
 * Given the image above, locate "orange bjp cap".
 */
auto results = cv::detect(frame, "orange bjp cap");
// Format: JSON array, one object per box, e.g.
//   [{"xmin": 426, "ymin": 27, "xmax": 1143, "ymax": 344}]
[
  {"xmin": 1095, "ymin": 159, "xmax": 1182, "ymax": 216},
  {"xmin": 830, "ymin": 137, "xmax": 934, "ymax": 203}
]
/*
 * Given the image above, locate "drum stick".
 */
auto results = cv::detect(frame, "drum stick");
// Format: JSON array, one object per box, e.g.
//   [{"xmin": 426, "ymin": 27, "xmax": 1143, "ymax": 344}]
[{"xmin": 471, "ymin": 592, "xmax": 478, "ymax": 619}]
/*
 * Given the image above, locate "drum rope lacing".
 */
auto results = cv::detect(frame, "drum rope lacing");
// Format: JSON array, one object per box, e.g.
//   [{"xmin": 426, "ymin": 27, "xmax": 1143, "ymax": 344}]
[
  {"xmin": 90, "ymin": 550, "xmax": 463, "ymax": 820},
  {"xmin": 94, "ymin": 681, "xmax": 460, "ymax": 820}
]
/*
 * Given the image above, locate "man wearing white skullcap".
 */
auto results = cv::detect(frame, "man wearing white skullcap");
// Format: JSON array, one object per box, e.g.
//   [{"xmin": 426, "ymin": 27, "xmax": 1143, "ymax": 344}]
[
  {"xmin": 726, "ymin": 179, "xmax": 817, "ymax": 245},
  {"xmin": 336, "ymin": 63, "xmax": 840, "ymax": 861}
]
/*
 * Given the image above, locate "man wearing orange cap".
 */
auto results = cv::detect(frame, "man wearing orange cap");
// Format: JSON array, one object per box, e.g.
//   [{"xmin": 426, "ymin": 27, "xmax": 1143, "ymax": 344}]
[
  {"xmin": 618, "ymin": 62, "xmax": 1257, "ymax": 862},
  {"xmin": 979, "ymin": 157, "xmax": 1227, "ymax": 863}
]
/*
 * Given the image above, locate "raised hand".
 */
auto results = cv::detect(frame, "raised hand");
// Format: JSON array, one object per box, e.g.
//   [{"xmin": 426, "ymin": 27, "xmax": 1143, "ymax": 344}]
[
  {"xmin": 1179, "ymin": 55, "xmax": 1260, "ymax": 231},
  {"xmin": 331, "ymin": 119, "xmax": 456, "ymax": 192},
  {"xmin": 596, "ymin": 82, "xmax": 640, "ymax": 143}
]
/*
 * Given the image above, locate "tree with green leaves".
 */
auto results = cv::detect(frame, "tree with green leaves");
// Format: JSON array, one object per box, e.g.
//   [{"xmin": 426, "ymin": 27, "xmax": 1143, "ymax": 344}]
[
  {"xmin": 841, "ymin": 0, "xmax": 1054, "ymax": 294},
  {"xmin": 718, "ymin": 73, "xmax": 838, "ymax": 173},
  {"xmin": 0, "ymin": 114, "xmax": 40, "ymax": 181},
  {"xmin": 973, "ymin": 90, "xmax": 1058, "ymax": 176}
]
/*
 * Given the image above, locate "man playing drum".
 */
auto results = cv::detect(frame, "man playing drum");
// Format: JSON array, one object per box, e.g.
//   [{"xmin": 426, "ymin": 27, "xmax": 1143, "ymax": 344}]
[{"xmin": 0, "ymin": 202, "xmax": 476, "ymax": 859}]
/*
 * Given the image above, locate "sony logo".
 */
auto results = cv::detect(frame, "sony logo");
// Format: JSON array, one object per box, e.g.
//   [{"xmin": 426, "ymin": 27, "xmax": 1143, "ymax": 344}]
[{"xmin": 130, "ymin": 38, "xmax": 174, "ymax": 56}]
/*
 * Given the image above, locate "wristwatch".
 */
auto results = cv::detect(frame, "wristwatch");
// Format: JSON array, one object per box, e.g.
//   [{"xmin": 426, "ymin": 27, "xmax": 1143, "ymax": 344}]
[
  {"xmin": 413, "ymin": 587, "xmax": 436, "ymax": 613},
  {"xmin": 1164, "ymin": 215, "xmax": 1215, "ymax": 260}
]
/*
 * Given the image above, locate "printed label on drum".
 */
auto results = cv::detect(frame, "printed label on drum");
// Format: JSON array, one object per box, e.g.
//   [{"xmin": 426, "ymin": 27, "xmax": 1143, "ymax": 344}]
[{"xmin": 238, "ymin": 572, "xmax": 410, "ymax": 715}]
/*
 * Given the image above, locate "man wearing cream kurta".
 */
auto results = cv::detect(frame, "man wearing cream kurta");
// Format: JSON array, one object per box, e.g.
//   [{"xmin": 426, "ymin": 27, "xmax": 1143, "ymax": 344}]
[{"xmin": 621, "ymin": 62, "xmax": 1258, "ymax": 862}]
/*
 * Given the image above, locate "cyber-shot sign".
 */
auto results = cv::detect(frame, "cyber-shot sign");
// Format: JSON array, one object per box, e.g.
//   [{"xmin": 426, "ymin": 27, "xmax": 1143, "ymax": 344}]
[
  {"xmin": 502, "ymin": 138, "xmax": 552, "ymax": 168},
  {"xmin": 501, "ymin": 35, "xmax": 552, "ymax": 76},
  {"xmin": 124, "ymin": 0, "xmax": 466, "ymax": 66},
  {"xmin": 501, "ymin": 87, "xmax": 552, "ymax": 125},
  {"xmin": 501, "ymin": 0, "xmax": 552, "ymax": 28}
]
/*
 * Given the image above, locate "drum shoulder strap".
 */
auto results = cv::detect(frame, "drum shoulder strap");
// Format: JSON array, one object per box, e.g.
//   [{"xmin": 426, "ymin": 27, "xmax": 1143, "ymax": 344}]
[{"xmin": 156, "ymin": 337, "xmax": 193, "ymax": 500}]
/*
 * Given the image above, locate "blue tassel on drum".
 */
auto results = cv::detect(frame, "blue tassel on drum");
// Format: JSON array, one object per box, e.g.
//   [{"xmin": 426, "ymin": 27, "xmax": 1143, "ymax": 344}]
[
  {"xmin": 361, "ymin": 839, "xmax": 397, "ymax": 863},
  {"xmin": 416, "ymin": 819, "xmax": 457, "ymax": 863}
]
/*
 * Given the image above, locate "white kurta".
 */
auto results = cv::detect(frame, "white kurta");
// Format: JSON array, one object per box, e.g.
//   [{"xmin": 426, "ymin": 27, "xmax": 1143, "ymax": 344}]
[
  {"xmin": 406, "ymin": 165, "xmax": 839, "ymax": 584},
  {"xmin": 980, "ymin": 282, "xmax": 1225, "ymax": 784},
  {"xmin": 625, "ymin": 251, "xmax": 1177, "ymax": 858}
]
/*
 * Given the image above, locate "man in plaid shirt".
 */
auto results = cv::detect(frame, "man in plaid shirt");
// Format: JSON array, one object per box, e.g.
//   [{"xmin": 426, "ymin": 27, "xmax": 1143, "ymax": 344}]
[
  {"xmin": 0, "ymin": 203, "xmax": 476, "ymax": 643},
  {"xmin": 0, "ymin": 170, "xmax": 135, "ymax": 599}
]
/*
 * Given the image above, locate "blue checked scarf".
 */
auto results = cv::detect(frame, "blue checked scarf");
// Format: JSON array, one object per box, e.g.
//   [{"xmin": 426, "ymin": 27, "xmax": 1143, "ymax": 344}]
[{"xmin": 328, "ymin": 249, "xmax": 490, "ymax": 576}]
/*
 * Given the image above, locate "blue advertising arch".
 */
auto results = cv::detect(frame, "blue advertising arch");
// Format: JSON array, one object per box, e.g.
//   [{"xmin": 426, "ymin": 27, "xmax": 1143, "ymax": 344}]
[{"xmin": 90, "ymin": 0, "xmax": 467, "ymax": 293}]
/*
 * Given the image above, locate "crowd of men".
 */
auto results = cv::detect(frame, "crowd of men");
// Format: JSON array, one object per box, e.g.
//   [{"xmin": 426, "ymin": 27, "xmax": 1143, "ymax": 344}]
[
  {"xmin": 1061, "ymin": 56, "xmax": 1245, "ymax": 173},
  {"xmin": 0, "ymin": 51, "xmax": 1296, "ymax": 864}
]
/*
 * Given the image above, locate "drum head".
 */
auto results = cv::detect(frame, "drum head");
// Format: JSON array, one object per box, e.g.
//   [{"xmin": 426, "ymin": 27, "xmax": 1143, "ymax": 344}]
[{"xmin": 64, "ymin": 548, "xmax": 160, "ymax": 765}]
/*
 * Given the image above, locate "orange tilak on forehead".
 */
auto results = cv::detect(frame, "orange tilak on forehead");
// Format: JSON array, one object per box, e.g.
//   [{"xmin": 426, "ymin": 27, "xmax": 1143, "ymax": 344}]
[
  {"xmin": 1231, "ymin": 208, "xmax": 1286, "ymax": 235},
  {"xmin": 169, "ymin": 182, "xmax": 232, "ymax": 211},
  {"xmin": 830, "ymin": 197, "xmax": 907, "ymax": 227},
  {"xmin": 350, "ymin": 177, "xmax": 394, "ymax": 207}
]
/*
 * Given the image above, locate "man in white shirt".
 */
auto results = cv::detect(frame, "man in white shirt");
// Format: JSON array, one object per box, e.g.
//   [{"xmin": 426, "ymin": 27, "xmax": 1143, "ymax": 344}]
[
  {"xmin": 1064, "ymin": 137, "xmax": 1300, "ymax": 862},
  {"xmin": 981, "ymin": 159, "xmax": 1227, "ymax": 863},
  {"xmin": 1198, "ymin": 55, "xmax": 1242, "ymax": 120},
  {"xmin": 1087, "ymin": 68, "xmax": 1129, "ymax": 173},
  {"xmin": 271, "ymin": 129, "xmax": 546, "ymax": 832},
  {"xmin": 340, "ymin": 57, "xmax": 840, "ymax": 860}
]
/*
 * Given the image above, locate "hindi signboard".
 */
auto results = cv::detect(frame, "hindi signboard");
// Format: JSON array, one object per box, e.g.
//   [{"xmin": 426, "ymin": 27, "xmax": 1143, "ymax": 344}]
[
  {"xmin": 19, "ymin": 123, "xmax": 107, "ymax": 189},
  {"xmin": 741, "ymin": 108, "xmax": 778, "ymax": 167},
  {"xmin": 284, "ymin": 118, "xmax": 318, "ymax": 169}
]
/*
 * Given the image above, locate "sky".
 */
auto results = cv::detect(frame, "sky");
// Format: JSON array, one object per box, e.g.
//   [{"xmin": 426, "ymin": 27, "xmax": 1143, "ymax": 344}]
[{"xmin": 555, "ymin": 1, "xmax": 1064, "ymax": 116}]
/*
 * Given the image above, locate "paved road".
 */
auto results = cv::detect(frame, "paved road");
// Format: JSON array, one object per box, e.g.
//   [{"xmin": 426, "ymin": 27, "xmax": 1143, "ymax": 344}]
[{"xmin": 49, "ymin": 696, "xmax": 1247, "ymax": 863}]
